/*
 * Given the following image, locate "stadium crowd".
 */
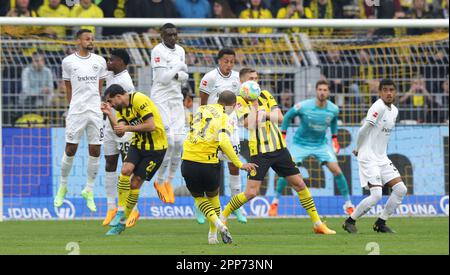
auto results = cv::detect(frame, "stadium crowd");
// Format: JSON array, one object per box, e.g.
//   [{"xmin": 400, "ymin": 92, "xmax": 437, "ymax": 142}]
[{"xmin": 1, "ymin": 0, "xmax": 448, "ymax": 36}]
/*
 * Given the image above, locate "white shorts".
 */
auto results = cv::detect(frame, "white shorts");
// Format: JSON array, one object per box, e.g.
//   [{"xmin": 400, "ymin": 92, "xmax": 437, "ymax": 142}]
[
  {"xmin": 218, "ymin": 112, "xmax": 241, "ymax": 162},
  {"xmin": 358, "ymin": 159, "xmax": 401, "ymax": 189},
  {"xmin": 103, "ymin": 121, "xmax": 133, "ymax": 156},
  {"xmin": 65, "ymin": 112, "xmax": 104, "ymax": 145},
  {"xmin": 154, "ymin": 100, "xmax": 185, "ymax": 138}
]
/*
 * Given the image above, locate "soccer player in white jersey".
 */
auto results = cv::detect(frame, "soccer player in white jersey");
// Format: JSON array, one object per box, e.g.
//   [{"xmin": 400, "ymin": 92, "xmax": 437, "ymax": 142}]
[
  {"xmin": 54, "ymin": 29, "xmax": 108, "ymax": 212},
  {"xmin": 198, "ymin": 48, "xmax": 247, "ymax": 224},
  {"xmin": 343, "ymin": 79, "xmax": 407, "ymax": 234},
  {"xmin": 150, "ymin": 23, "xmax": 188, "ymax": 204},
  {"xmin": 102, "ymin": 49, "xmax": 139, "ymax": 228}
]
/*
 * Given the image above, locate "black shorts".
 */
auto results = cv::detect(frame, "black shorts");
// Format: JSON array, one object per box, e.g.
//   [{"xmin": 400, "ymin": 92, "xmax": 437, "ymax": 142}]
[
  {"xmin": 181, "ymin": 160, "xmax": 221, "ymax": 195},
  {"xmin": 248, "ymin": 148, "xmax": 300, "ymax": 181},
  {"xmin": 125, "ymin": 146, "xmax": 166, "ymax": 181}
]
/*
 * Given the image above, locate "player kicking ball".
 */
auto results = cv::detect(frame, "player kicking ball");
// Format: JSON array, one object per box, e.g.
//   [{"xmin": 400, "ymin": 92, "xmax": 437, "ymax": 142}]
[
  {"xmin": 269, "ymin": 80, "xmax": 355, "ymax": 216},
  {"xmin": 220, "ymin": 69, "xmax": 336, "ymax": 235},
  {"xmin": 343, "ymin": 79, "xmax": 407, "ymax": 234},
  {"xmin": 101, "ymin": 84, "xmax": 168, "ymax": 235},
  {"xmin": 181, "ymin": 91, "xmax": 257, "ymax": 244}
]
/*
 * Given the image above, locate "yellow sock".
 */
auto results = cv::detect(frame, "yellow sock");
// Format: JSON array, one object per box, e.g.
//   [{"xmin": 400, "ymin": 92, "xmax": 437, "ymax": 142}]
[
  {"xmin": 125, "ymin": 189, "xmax": 140, "ymax": 218},
  {"xmin": 208, "ymin": 195, "xmax": 221, "ymax": 233},
  {"xmin": 298, "ymin": 187, "xmax": 321, "ymax": 224},
  {"xmin": 223, "ymin": 192, "xmax": 248, "ymax": 218},
  {"xmin": 118, "ymin": 174, "xmax": 130, "ymax": 210},
  {"xmin": 195, "ymin": 197, "xmax": 220, "ymax": 225}
]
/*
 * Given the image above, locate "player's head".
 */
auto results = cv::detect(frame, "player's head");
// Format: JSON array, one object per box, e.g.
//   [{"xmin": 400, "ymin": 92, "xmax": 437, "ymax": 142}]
[
  {"xmin": 217, "ymin": 90, "xmax": 237, "ymax": 115},
  {"xmin": 379, "ymin": 79, "xmax": 397, "ymax": 105},
  {"xmin": 315, "ymin": 80, "xmax": 330, "ymax": 102},
  {"xmin": 108, "ymin": 49, "xmax": 130, "ymax": 73},
  {"xmin": 217, "ymin": 48, "xmax": 235, "ymax": 76},
  {"xmin": 161, "ymin": 23, "xmax": 177, "ymax": 49},
  {"xmin": 239, "ymin": 67, "xmax": 258, "ymax": 83},
  {"xmin": 76, "ymin": 29, "xmax": 94, "ymax": 51},
  {"xmin": 104, "ymin": 84, "xmax": 128, "ymax": 109}
]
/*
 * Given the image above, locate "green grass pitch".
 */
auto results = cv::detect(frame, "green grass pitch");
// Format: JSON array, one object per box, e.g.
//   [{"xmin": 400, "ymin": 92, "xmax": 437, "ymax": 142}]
[{"xmin": 0, "ymin": 217, "xmax": 448, "ymax": 255}]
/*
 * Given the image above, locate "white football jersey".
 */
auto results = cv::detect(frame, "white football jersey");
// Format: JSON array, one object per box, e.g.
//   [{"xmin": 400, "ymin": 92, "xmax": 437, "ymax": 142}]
[
  {"xmin": 199, "ymin": 68, "xmax": 240, "ymax": 104},
  {"xmin": 150, "ymin": 43, "xmax": 186, "ymax": 103},
  {"xmin": 62, "ymin": 52, "xmax": 107, "ymax": 115},
  {"xmin": 358, "ymin": 99, "xmax": 398, "ymax": 164}
]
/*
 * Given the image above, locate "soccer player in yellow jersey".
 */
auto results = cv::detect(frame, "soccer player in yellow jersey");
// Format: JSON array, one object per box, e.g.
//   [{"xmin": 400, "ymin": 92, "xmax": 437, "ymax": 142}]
[
  {"xmin": 182, "ymin": 91, "xmax": 257, "ymax": 244},
  {"xmin": 220, "ymin": 68, "xmax": 337, "ymax": 235},
  {"xmin": 101, "ymin": 84, "xmax": 168, "ymax": 235}
]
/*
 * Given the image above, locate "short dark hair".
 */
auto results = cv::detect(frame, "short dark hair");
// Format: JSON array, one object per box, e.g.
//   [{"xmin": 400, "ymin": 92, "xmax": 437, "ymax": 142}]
[
  {"xmin": 239, "ymin": 67, "xmax": 256, "ymax": 79},
  {"xmin": 218, "ymin": 90, "xmax": 236, "ymax": 106},
  {"xmin": 104, "ymin": 84, "xmax": 126, "ymax": 98},
  {"xmin": 110, "ymin": 49, "xmax": 130, "ymax": 65},
  {"xmin": 218, "ymin": 48, "xmax": 235, "ymax": 59},
  {"xmin": 316, "ymin": 80, "xmax": 329, "ymax": 89},
  {"xmin": 161, "ymin": 23, "xmax": 177, "ymax": 33},
  {"xmin": 76, "ymin": 28, "xmax": 92, "ymax": 38},
  {"xmin": 379, "ymin": 79, "xmax": 396, "ymax": 91}
]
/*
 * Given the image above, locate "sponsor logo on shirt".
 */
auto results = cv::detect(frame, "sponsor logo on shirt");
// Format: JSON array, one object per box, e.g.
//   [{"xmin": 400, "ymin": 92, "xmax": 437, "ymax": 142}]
[
  {"xmin": 77, "ymin": 75, "xmax": 98, "ymax": 82},
  {"xmin": 381, "ymin": 127, "xmax": 393, "ymax": 133},
  {"xmin": 92, "ymin": 64, "xmax": 99, "ymax": 72}
]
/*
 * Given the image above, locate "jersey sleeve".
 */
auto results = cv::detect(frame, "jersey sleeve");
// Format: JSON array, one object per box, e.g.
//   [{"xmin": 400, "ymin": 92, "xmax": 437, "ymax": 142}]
[
  {"xmin": 330, "ymin": 105, "xmax": 339, "ymax": 135},
  {"xmin": 116, "ymin": 109, "xmax": 126, "ymax": 124},
  {"xmin": 62, "ymin": 58, "xmax": 71, "ymax": 81},
  {"xmin": 281, "ymin": 106, "xmax": 298, "ymax": 131},
  {"xmin": 133, "ymin": 93, "xmax": 154, "ymax": 121},
  {"xmin": 123, "ymin": 74, "xmax": 135, "ymax": 93},
  {"xmin": 199, "ymin": 73, "xmax": 215, "ymax": 95},
  {"xmin": 99, "ymin": 56, "xmax": 108, "ymax": 79},
  {"xmin": 218, "ymin": 114, "xmax": 243, "ymax": 168},
  {"xmin": 235, "ymin": 97, "xmax": 250, "ymax": 121},
  {"xmin": 365, "ymin": 101, "xmax": 385, "ymax": 126},
  {"xmin": 151, "ymin": 47, "xmax": 166, "ymax": 69},
  {"xmin": 262, "ymin": 90, "xmax": 279, "ymax": 110}
]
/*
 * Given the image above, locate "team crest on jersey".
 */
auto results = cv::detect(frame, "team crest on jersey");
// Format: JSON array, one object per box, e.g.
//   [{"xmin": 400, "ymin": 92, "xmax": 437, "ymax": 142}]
[
  {"xmin": 325, "ymin": 116, "xmax": 332, "ymax": 124},
  {"xmin": 92, "ymin": 64, "xmax": 99, "ymax": 72},
  {"xmin": 232, "ymin": 81, "xmax": 239, "ymax": 90},
  {"xmin": 294, "ymin": 103, "xmax": 301, "ymax": 110}
]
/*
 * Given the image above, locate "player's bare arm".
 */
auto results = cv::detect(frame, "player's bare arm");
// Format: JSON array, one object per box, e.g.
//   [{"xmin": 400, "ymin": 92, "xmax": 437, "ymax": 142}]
[
  {"xmin": 65, "ymin": 80, "xmax": 72, "ymax": 103},
  {"xmin": 200, "ymin": 91, "xmax": 209, "ymax": 105}
]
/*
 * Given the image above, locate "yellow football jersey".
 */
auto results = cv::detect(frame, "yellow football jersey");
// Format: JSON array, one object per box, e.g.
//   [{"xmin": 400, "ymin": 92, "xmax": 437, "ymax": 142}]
[
  {"xmin": 182, "ymin": 104, "xmax": 242, "ymax": 167},
  {"xmin": 236, "ymin": 90, "xmax": 286, "ymax": 156},
  {"xmin": 116, "ymin": 92, "xmax": 168, "ymax": 151}
]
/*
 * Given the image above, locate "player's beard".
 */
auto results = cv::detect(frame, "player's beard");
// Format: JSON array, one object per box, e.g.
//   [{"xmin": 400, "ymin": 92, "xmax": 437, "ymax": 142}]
[{"xmin": 85, "ymin": 45, "xmax": 94, "ymax": 51}]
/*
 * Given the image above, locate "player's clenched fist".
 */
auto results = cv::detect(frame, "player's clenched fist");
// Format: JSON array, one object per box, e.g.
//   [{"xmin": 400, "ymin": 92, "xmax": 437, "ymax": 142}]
[{"xmin": 240, "ymin": 163, "xmax": 259, "ymax": 173}]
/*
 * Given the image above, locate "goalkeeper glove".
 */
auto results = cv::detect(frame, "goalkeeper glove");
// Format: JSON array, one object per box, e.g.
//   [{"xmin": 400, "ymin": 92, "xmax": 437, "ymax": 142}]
[
  {"xmin": 281, "ymin": 130, "xmax": 287, "ymax": 140},
  {"xmin": 332, "ymin": 134, "xmax": 340, "ymax": 154}
]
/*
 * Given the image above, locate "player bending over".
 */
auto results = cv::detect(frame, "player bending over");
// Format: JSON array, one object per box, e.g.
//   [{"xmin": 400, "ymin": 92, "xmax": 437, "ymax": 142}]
[
  {"xmin": 181, "ymin": 91, "xmax": 257, "ymax": 244},
  {"xmin": 343, "ymin": 79, "xmax": 407, "ymax": 234},
  {"xmin": 101, "ymin": 84, "xmax": 168, "ymax": 235},
  {"xmin": 220, "ymin": 68, "xmax": 336, "ymax": 235},
  {"xmin": 269, "ymin": 80, "xmax": 355, "ymax": 216},
  {"xmin": 54, "ymin": 29, "xmax": 108, "ymax": 212},
  {"xmin": 102, "ymin": 49, "xmax": 140, "ymax": 228}
]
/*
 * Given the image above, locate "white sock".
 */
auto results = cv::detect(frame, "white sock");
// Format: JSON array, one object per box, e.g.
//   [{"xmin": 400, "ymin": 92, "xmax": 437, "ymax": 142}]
[
  {"xmin": 105, "ymin": 171, "xmax": 117, "ymax": 210},
  {"xmin": 351, "ymin": 186, "xmax": 383, "ymax": 220},
  {"xmin": 85, "ymin": 156, "xmax": 100, "ymax": 192},
  {"xmin": 213, "ymin": 219, "xmax": 225, "ymax": 231},
  {"xmin": 156, "ymin": 135, "xmax": 173, "ymax": 183},
  {"xmin": 380, "ymin": 182, "xmax": 407, "ymax": 221},
  {"xmin": 167, "ymin": 139, "xmax": 182, "ymax": 183},
  {"xmin": 60, "ymin": 152, "xmax": 74, "ymax": 188},
  {"xmin": 229, "ymin": 174, "xmax": 241, "ymax": 196}
]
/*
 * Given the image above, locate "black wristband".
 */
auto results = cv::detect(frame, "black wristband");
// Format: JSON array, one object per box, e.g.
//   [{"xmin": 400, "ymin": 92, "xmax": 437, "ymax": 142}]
[
  {"xmin": 332, "ymin": 134, "xmax": 338, "ymax": 139},
  {"xmin": 281, "ymin": 130, "xmax": 287, "ymax": 135}
]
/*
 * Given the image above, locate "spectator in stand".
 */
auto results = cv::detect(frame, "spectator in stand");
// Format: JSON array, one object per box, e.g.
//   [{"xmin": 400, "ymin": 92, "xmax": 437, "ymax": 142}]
[
  {"xmin": 144, "ymin": 0, "xmax": 178, "ymax": 33},
  {"xmin": 434, "ymin": 77, "xmax": 449, "ymax": 123},
  {"xmin": 209, "ymin": 0, "xmax": 237, "ymax": 32},
  {"xmin": 406, "ymin": 0, "xmax": 434, "ymax": 35},
  {"xmin": 21, "ymin": 51, "xmax": 54, "ymax": 108},
  {"xmin": 436, "ymin": 0, "xmax": 449, "ymax": 18},
  {"xmin": 37, "ymin": 0, "xmax": 70, "ymax": 38},
  {"xmin": 98, "ymin": 0, "xmax": 128, "ymax": 35},
  {"xmin": 70, "ymin": 0, "xmax": 104, "ymax": 36},
  {"xmin": 399, "ymin": 75, "xmax": 434, "ymax": 123},
  {"xmin": 175, "ymin": 0, "xmax": 211, "ymax": 32},
  {"xmin": 4, "ymin": 0, "xmax": 40, "ymax": 36},
  {"xmin": 239, "ymin": 0, "xmax": 273, "ymax": 34},
  {"xmin": 229, "ymin": 0, "xmax": 249, "ymax": 15},
  {"xmin": 362, "ymin": 0, "xmax": 405, "ymax": 37},
  {"xmin": 276, "ymin": 0, "xmax": 308, "ymax": 34},
  {"xmin": 305, "ymin": 0, "xmax": 334, "ymax": 36}
]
